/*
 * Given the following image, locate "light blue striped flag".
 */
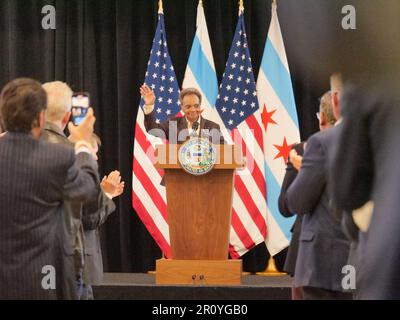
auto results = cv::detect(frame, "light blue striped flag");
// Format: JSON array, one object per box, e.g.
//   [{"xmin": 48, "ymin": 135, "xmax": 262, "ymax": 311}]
[
  {"xmin": 256, "ymin": 2, "xmax": 301, "ymax": 256},
  {"xmin": 182, "ymin": 0, "xmax": 220, "ymax": 123}
]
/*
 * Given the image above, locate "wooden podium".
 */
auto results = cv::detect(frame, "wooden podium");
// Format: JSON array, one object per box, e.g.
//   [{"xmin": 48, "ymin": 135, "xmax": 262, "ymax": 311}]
[{"xmin": 154, "ymin": 144, "xmax": 244, "ymax": 285}]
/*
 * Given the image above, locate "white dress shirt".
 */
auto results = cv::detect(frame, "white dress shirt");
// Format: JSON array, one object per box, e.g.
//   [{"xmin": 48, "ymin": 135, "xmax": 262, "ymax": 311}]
[{"xmin": 187, "ymin": 116, "xmax": 201, "ymax": 136}]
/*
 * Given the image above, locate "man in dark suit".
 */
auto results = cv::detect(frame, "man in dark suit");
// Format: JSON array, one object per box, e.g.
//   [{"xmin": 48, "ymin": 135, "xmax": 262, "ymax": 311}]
[
  {"xmin": 330, "ymin": 82, "xmax": 400, "ymax": 299},
  {"xmin": 285, "ymin": 75, "xmax": 352, "ymax": 299},
  {"xmin": 0, "ymin": 78, "xmax": 99, "ymax": 300},
  {"xmin": 140, "ymin": 85, "xmax": 224, "ymax": 144},
  {"xmin": 279, "ymin": 91, "xmax": 336, "ymax": 300}
]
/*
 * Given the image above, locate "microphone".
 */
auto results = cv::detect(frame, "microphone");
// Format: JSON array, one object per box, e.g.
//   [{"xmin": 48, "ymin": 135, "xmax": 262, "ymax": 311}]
[{"xmin": 191, "ymin": 122, "xmax": 199, "ymax": 137}]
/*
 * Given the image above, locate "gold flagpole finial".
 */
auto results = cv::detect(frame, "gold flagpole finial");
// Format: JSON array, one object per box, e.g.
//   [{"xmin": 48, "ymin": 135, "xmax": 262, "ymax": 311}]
[
  {"xmin": 239, "ymin": 0, "xmax": 244, "ymax": 11},
  {"xmin": 158, "ymin": 0, "xmax": 163, "ymax": 13}
]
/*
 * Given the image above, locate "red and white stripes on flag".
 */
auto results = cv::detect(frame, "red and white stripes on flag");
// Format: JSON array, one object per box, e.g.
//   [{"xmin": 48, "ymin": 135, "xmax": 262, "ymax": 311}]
[
  {"xmin": 132, "ymin": 9, "xmax": 181, "ymax": 258},
  {"xmin": 132, "ymin": 109, "xmax": 171, "ymax": 257}
]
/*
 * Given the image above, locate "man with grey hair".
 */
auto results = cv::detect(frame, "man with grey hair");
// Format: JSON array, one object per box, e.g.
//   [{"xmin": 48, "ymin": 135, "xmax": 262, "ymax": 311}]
[
  {"xmin": 43, "ymin": 81, "xmax": 73, "ymax": 127},
  {"xmin": 41, "ymin": 81, "xmax": 124, "ymax": 299},
  {"xmin": 317, "ymin": 91, "xmax": 336, "ymax": 131}
]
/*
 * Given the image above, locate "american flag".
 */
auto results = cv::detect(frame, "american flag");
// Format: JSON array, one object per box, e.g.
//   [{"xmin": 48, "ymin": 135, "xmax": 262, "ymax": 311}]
[
  {"xmin": 132, "ymin": 10, "xmax": 180, "ymax": 258},
  {"xmin": 215, "ymin": 9, "xmax": 268, "ymax": 258}
]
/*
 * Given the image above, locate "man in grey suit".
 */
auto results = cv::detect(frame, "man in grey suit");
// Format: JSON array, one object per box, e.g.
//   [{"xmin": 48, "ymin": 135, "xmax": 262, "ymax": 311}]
[
  {"xmin": 40, "ymin": 81, "xmax": 87, "ymax": 300},
  {"xmin": 0, "ymin": 78, "xmax": 99, "ymax": 300},
  {"xmin": 41, "ymin": 82, "xmax": 124, "ymax": 300},
  {"xmin": 286, "ymin": 74, "xmax": 352, "ymax": 299}
]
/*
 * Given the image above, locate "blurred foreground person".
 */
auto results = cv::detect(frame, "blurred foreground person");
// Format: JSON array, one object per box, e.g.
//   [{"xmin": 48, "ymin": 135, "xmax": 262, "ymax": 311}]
[
  {"xmin": 331, "ymin": 83, "xmax": 400, "ymax": 299},
  {"xmin": 0, "ymin": 78, "xmax": 99, "ymax": 299}
]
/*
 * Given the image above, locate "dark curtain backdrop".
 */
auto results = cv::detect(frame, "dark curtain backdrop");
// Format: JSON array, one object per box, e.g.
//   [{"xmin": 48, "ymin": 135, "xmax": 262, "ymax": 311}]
[{"xmin": 1, "ymin": 0, "xmax": 394, "ymax": 273}]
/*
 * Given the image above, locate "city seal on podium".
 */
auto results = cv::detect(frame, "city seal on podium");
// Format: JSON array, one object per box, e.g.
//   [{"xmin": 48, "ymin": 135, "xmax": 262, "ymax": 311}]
[{"xmin": 178, "ymin": 137, "xmax": 217, "ymax": 176}]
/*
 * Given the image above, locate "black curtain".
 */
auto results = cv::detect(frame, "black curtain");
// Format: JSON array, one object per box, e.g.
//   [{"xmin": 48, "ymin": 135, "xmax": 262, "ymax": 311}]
[{"xmin": 1, "ymin": 0, "xmax": 397, "ymax": 273}]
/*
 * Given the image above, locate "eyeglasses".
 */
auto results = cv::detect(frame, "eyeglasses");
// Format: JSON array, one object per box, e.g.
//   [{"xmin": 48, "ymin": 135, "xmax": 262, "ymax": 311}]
[{"xmin": 316, "ymin": 112, "xmax": 320, "ymax": 121}]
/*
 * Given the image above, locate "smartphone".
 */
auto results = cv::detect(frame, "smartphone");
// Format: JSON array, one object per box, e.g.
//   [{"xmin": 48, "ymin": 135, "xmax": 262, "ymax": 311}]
[{"xmin": 71, "ymin": 92, "xmax": 90, "ymax": 126}]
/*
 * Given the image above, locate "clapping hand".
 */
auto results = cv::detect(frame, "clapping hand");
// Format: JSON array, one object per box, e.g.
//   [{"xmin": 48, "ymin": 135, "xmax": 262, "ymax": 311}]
[
  {"xmin": 101, "ymin": 170, "xmax": 125, "ymax": 199},
  {"xmin": 289, "ymin": 149, "xmax": 303, "ymax": 172}
]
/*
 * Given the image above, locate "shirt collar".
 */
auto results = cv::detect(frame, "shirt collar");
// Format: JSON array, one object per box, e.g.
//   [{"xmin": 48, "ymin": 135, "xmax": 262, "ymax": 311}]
[{"xmin": 185, "ymin": 116, "xmax": 201, "ymax": 129}]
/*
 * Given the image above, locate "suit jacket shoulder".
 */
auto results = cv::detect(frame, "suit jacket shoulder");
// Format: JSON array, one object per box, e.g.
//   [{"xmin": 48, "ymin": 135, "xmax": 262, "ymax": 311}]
[
  {"xmin": 287, "ymin": 132, "xmax": 327, "ymax": 215},
  {"xmin": 41, "ymin": 123, "xmax": 73, "ymax": 148},
  {"xmin": 203, "ymin": 118, "xmax": 220, "ymax": 130},
  {"xmin": 40, "ymin": 138, "xmax": 76, "ymax": 176}
]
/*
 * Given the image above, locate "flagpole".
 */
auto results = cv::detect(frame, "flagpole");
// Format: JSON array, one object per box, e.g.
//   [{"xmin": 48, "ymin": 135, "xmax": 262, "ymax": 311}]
[
  {"xmin": 256, "ymin": 255, "xmax": 287, "ymax": 276},
  {"xmin": 235, "ymin": 0, "xmax": 252, "ymax": 277},
  {"xmin": 158, "ymin": 0, "xmax": 163, "ymax": 13},
  {"xmin": 148, "ymin": 252, "xmax": 165, "ymax": 275},
  {"xmin": 257, "ymin": 0, "xmax": 287, "ymax": 278},
  {"xmin": 239, "ymin": 0, "xmax": 244, "ymax": 12},
  {"xmin": 147, "ymin": 0, "xmax": 166, "ymax": 276}
]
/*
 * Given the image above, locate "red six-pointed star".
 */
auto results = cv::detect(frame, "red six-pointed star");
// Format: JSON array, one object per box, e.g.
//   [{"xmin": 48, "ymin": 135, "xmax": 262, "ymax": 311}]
[
  {"xmin": 261, "ymin": 104, "xmax": 277, "ymax": 133},
  {"xmin": 274, "ymin": 137, "xmax": 294, "ymax": 164}
]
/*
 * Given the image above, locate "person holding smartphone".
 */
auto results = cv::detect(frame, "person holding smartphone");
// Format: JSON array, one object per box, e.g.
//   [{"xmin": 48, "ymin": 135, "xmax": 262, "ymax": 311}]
[
  {"xmin": 41, "ymin": 81, "xmax": 124, "ymax": 300},
  {"xmin": 71, "ymin": 93, "xmax": 90, "ymax": 126},
  {"xmin": 0, "ymin": 78, "xmax": 99, "ymax": 300}
]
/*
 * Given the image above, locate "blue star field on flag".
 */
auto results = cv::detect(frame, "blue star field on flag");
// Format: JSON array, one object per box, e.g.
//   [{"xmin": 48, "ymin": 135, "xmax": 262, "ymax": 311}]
[
  {"xmin": 141, "ymin": 13, "xmax": 180, "ymax": 124},
  {"xmin": 215, "ymin": 11, "xmax": 258, "ymax": 130}
]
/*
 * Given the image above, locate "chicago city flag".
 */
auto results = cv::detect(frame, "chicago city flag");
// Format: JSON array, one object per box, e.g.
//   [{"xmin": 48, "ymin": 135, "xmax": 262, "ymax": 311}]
[{"xmin": 257, "ymin": 1, "xmax": 301, "ymax": 256}]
